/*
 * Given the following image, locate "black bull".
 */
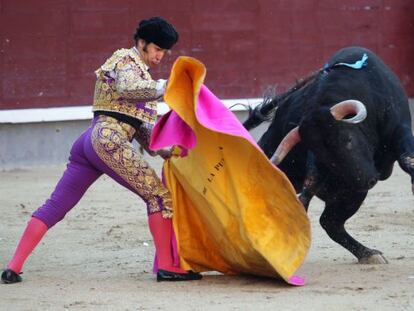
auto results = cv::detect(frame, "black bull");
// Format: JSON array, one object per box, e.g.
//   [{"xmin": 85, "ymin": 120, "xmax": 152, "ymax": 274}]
[{"xmin": 243, "ymin": 46, "xmax": 414, "ymax": 264}]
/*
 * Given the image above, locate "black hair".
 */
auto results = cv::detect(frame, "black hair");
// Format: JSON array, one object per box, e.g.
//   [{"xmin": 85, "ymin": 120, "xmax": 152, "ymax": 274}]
[{"xmin": 133, "ymin": 16, "xmax": 179, "ymax": 49}]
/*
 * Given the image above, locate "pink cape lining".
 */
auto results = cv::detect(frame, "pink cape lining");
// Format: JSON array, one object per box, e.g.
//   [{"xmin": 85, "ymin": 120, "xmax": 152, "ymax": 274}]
[{"xmin": 150, "ymin": 85, "xmax": 257, "ymax": 152}]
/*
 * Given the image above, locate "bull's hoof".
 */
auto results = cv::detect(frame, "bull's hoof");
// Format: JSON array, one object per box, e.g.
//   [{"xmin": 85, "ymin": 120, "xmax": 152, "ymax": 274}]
[{"xmin": 358, "ymin": 254, "xmax": 389, "ymax": 264}]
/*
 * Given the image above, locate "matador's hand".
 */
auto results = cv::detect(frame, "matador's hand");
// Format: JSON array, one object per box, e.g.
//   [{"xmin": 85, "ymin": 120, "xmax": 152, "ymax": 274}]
[
  {"xmin": 157, "ymin": 148, "xmax": 173, "ymax": 160},
  {"xmin": 155, "ymin": 79, "xmax": 168, "ymax": 98}
]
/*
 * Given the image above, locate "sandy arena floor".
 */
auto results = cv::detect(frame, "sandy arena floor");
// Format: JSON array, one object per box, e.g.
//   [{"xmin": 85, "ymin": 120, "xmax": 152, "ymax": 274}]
[{"xmin": 0, "ymin": 157, "xmax": 413, "ymax": 311}]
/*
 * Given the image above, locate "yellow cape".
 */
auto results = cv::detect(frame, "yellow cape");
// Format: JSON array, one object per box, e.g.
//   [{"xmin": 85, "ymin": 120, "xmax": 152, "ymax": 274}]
[{"xmin": 162, "ymin": 57, "xmax": 311, "ymax": 281}]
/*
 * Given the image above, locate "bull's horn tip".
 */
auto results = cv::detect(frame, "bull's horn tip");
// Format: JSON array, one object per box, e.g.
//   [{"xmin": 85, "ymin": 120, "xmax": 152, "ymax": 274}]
[{"xmin": 271, "ymin": 156, "xmax": 280, "ymax": 166}]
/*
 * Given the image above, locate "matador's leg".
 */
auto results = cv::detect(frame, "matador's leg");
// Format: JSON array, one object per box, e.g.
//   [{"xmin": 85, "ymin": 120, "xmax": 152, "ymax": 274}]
[
  {"xmin": 85, "ymin": 116, "xmax": 173, "ymax": 218},
  {"xmin": 85, "ymin": 116, "xmax": 194, "ymax": 276},
  {"xmin": 3, "ymin": 129, "xmax": 102, "ymax": 282}
]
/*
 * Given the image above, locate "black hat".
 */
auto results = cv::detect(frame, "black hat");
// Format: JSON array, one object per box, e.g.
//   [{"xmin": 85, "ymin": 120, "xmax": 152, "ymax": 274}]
[{"xmin": 134, "ymin": 17, "xmax": 179, "ymax": 49}]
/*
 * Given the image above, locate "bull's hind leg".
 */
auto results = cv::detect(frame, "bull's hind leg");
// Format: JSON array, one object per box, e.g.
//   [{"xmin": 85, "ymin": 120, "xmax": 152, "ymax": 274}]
[
  {"xmin": 319, "ymin": 191, "xmax": 388, "ymax": 264},
  {"xmin": 399, "ymin": 152, "xmax": 414, "ymax": 194}
]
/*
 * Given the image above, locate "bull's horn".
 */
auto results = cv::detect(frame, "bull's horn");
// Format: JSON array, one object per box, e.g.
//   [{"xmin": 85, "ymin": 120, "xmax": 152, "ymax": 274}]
[
  {"xmin": 270, "ymin": 127, "xmax": 301, "ymax": 165},
  {"xmin": 330, "ymin": 99, "xmax": 367, "ymax": 124}
]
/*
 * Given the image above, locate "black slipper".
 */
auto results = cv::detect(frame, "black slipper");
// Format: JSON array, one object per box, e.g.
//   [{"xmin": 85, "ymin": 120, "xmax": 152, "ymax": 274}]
[
  {"xmin": 157, "ymin": 269, "xmax": 202, "ymax": 282},
  {"xmin": 1, "ymin": 269, "xmax": 22, "ymax": 284}
]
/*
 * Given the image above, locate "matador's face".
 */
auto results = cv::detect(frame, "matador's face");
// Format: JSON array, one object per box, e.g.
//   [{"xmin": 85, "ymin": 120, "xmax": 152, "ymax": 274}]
[{"xmin": 138, "ymin": 40, "xmax": 169, "ymax": 68}]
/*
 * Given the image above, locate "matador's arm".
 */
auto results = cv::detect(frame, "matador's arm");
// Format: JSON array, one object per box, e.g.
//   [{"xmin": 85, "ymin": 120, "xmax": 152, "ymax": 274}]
[
  {"xmin": 134, "ymin": 122, "xmax": 172, "ymax": 159},
  {"xmin": 114, "ymin": 57, "xmax": 166, "ymax": 102}
]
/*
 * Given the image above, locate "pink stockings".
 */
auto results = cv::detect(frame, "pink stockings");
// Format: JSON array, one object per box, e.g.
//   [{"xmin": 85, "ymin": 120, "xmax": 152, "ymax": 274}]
[
  {"xmin": 7, "ymin": 213, "xmax": 185, "ymax": 275},
  {"xmin": 148, "ymin": 212, "xmax": 187, "ymax": 274},
  {"xmin": 7, "ymin": 217, "xmax": 48, "ymax": 274}
]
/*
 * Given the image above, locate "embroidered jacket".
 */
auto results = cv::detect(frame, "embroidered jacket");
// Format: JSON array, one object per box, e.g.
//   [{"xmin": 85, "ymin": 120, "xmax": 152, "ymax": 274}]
[{"xmin": 92, "ymin": 47, "xmax": 160, "ymax": 125}]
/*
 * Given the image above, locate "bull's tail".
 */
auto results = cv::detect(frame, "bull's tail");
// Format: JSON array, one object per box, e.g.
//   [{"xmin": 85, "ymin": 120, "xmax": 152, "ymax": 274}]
[
  {"xmin": 243, "ymin": 69, "xmax": 322, "ymax": 131},
  {"xmin": 243, "ymin": 87, "xmax": 279, "ymax": 131}
]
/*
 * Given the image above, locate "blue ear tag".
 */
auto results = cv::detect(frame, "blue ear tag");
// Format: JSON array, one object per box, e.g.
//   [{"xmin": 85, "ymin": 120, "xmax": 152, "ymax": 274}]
[{"xmin": 334, "ymin": 53, "xmax": 368, "ymax": 69}]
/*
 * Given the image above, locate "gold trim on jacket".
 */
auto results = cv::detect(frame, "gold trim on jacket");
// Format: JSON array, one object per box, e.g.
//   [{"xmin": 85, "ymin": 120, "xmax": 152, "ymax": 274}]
[{"xmin": 92, "ymin": 48, "xmax": 159, "ymax": 125}]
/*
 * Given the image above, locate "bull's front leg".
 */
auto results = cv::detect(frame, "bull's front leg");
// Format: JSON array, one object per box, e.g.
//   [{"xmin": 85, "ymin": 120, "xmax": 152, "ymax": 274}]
[
  {"xmin": 320, "ymin": 190, "xmax": 388, "ymax": 264},
  {"xmin": 393, "ymin": 125, "xmax": 414, "ymax": 193},
  {"xmin": 298, "ymin": 153, "xmax": 319, "ymax": 211}
]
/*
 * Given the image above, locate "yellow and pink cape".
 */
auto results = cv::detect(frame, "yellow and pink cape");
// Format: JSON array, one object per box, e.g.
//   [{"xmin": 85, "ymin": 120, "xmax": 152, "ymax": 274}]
[{"xmin": 150, "ymin": 57, "xmax": 310, "ymax": 283}]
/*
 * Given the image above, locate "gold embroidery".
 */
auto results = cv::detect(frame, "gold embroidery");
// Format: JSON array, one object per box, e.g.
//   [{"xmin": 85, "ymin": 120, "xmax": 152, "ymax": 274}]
[
  {"xmin": 91, "ymin": 116, "xmax": 173, "ymax": 218},
  {"xmin": 115, "ymin": 62, "xmax": 158, "ymax": 100},
  {"xmin": 92, "ymin": 48, "xmax": 159, "ymax": 125}
]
